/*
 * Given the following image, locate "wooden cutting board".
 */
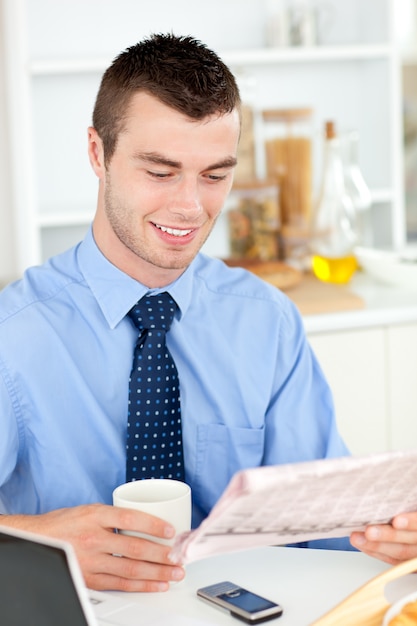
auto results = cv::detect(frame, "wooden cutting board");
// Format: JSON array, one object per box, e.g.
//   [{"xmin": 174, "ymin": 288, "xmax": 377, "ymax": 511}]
[
  {"xmin": 223, "ymin": 259, "xmax": 302, "ymax": 291},
  {"xmin": 223, "ymin": 260, "xmax": 364, "ymax": 316},
  {"xmin": 284, "ymin": 272, "xmax": 365, "ymax": 316}
]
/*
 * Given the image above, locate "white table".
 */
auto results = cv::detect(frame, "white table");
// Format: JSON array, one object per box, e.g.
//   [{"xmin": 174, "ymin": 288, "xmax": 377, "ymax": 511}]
[{"xmin": 98, "ymin": 546, "xmax": 417, "ymax": 626}]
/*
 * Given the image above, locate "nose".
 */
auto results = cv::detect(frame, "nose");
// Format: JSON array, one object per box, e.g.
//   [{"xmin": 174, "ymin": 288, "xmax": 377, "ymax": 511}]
[{"xmin": 168, "ymin": 177, "xmax": 203, "ymax": 218}]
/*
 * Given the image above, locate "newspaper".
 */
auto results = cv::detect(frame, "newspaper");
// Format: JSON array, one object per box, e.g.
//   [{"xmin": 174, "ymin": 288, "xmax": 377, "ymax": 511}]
[{"xmin": 171, "ymin": 449, "xmax": 417, "ymax": 564}]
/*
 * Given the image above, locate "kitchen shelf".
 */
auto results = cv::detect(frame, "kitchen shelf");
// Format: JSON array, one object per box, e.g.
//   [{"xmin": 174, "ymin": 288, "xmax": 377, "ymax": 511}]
[
  {"xmin": 29, "ymin": 44, "xmax": 394, "ymax": 76},
  {"xmin": 223, "ymin": 44, "xmax": 394, "ymax": 65},
  {"xmin": 37, "ymin": 212, "xmax": 94, "ymax": 227},
  {"xmin": 30, "ymin": 58, "xmax": 113, "ymax": 76}
]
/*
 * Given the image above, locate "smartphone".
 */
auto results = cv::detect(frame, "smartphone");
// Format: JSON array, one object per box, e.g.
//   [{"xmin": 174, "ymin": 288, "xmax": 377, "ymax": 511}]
[{"xmin": 197, "ymin": 581, "xmax": 283, "ymax": 624}]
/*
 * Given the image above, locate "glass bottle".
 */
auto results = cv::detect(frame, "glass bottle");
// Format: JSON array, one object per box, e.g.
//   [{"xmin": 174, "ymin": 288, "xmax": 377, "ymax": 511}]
[
  {"xmin": 341, "ymin": 129, "xmax": 373, "ymax": 247},
  {"xmin": 311, "ymin": 121, "xmax": 357, "ymax": 284}
]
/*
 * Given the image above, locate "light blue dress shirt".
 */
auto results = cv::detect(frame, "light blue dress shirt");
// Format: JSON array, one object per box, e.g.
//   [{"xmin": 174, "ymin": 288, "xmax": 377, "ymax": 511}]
[{"xmin": 0, "ymin": 228, "xmax": 351, "ymax": 550}]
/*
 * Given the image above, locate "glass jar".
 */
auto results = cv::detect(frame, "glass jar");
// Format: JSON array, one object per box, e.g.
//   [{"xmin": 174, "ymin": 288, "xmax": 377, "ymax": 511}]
[
  {"xmin": 262, "ymin": 107, "xmax": 313, "ymax": 264},
  {"xmin": 227, "ymin": 180, "xmax": 281, "ymax": 261}
]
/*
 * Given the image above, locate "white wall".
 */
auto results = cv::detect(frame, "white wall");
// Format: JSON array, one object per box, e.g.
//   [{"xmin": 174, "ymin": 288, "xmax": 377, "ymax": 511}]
[{"xmin": 0, "ymin": 0, "xmax": 17, "ymax": 283}]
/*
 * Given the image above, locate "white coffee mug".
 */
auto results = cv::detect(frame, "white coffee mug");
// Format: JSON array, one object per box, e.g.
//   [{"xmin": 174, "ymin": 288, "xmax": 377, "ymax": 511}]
[{"xmin": 112, "ymin": 479, "xmax": 191, "ymax": 546}]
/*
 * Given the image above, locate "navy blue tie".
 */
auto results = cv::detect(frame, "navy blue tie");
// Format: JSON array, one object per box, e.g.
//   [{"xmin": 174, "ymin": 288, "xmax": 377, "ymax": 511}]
[{"xmin": 126, "ymin": 292, "xmax": 185, "ymax": 482}]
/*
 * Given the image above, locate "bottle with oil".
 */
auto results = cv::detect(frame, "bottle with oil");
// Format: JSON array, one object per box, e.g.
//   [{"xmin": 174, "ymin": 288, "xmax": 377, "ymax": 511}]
[{"xmin": 311, "ymin": 120, "xmax": 357, "ymax": 284}]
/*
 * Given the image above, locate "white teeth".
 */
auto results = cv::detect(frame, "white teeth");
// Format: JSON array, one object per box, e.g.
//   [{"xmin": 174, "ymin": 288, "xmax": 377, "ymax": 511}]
[{"xmin": 155, "ymin": 224, "xmax": 193, "ymax": 237}]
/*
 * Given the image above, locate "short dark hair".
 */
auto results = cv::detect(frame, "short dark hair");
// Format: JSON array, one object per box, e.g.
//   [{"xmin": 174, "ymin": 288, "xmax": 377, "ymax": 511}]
[{"xmin": 92, "ymin": 33, "xmax": 241, "ymax": 164}]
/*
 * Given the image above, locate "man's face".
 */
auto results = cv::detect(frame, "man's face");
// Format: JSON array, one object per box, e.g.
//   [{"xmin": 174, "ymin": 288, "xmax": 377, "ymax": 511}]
[{"xmin": 90, "ymin": 92, "xmax": 240, "ymax": 286}]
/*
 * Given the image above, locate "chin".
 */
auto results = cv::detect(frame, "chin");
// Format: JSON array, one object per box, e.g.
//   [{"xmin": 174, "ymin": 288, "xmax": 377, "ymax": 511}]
[{"xmin": 160, "ymin": 248, "xmax": 200, "ymax": 269}]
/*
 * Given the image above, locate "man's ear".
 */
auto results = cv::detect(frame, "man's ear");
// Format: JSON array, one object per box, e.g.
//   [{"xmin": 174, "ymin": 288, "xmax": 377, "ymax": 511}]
[{"xmin": 87, "ymin": 127, "xmax": 105, "ymax": 179}]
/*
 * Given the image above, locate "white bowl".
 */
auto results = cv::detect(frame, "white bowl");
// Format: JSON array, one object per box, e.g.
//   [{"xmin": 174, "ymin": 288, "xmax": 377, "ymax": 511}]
[
  {"xmin": 355, "ymin": 246, "xmax": 417, "ymax": 290},
  {"xmin": 382, "ymin": 591, "xmax": 417, "ymax": 625}
]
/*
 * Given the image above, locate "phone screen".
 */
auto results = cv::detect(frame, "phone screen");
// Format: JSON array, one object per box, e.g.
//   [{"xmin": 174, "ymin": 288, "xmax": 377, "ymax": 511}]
[{"xmin": 218, "ymin": 589, "xmax": 278, "ymax": 613}]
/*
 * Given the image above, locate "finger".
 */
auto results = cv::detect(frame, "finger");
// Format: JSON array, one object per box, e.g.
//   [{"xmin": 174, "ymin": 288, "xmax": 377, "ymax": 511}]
[
  {"xmin": 111, "ymin": 532, "xmax": 173, "ymax": 564},
  {"xmin": 19, "ymin": 503, "xmax": 174, "ymax": 548},
  {"xmin": 350, "ymin": 531, "xmax": 417, "ymax": 565},
  {"xmin": 365, "ymin": 524, "xmax": 417, "ymax": 547},
  {"xmin": 107, "ymin": 506, "xmax": 175, "ymax": 541},
  {"xmin": 350, "ymin": 532, "xmax": 397, "ymax": 564},
  {"xmin": 88, "ymin": 551, "xmax": 185, "ymax": 588},
  {"xmin": 356, "ymin": 546, "xmax": 401, "ymax": 566},
  {"xmin": 85, "ymin": 569, "xmax": 171, "ymax": 593},
  {"xmin": 110, "ymin": 553, "xmax": 185, "ymax": 582},
  {"xmin": 392, "ymin": 513, "xmax": 417, "ymax": 532}
]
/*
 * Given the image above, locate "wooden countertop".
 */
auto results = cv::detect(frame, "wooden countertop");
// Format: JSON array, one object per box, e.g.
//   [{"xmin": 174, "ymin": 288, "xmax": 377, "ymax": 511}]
[
  {"xmin": 285, "ymin": 273, "xmax": 365, "ymax": 316},
  {"xmin": 225, "ymin": 259, "xmax": 366, "ymax": 316}
]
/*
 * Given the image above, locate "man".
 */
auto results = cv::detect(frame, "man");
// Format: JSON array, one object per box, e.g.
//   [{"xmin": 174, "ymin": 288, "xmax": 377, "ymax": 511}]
[{"xmin": 0, "ymin": 33, "xmax": 415, "ymax": 593}]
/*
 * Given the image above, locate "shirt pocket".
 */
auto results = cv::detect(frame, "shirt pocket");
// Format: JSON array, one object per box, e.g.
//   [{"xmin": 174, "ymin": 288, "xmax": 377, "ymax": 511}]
[{"xmin": 192, "ymin": 422, "xmax": 265, "ymax": 518}]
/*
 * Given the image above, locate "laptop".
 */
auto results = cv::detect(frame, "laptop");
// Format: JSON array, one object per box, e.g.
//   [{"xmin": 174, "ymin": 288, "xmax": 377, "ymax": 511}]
[
  {"xmin": 0, "ymin": 525, "xmax": 217, "ymax": 626},
  {"xmin": 0, "ymin": 525, "xmax": 148, "ymax": 626}
]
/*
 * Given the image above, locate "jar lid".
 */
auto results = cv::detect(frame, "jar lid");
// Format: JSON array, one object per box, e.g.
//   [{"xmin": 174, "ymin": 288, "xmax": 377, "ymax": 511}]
[
  {"xmin": 262, "ymin": 107, "xmax": 313, "ymax": 122},
  {"xmin": 232, "ymin": 178, "xmax": 278, "ymax": 191}
]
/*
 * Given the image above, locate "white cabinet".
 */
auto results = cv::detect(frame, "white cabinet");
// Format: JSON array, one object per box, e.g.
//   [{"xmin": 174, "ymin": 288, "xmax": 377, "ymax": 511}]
[
  {"xmin": 1, "ymin": 0, "xmax": 405, "ymax": 274},
  {"xmin": 308, "ymin": 328, "xmax": 388, "ymax": 455},
  {"xmin": 308, "ymin": 321, "xmax": 417, "ymax": 456},
  {"xmin": 387, "ymin": 323, "xmax": 417, "ymax": 449}
]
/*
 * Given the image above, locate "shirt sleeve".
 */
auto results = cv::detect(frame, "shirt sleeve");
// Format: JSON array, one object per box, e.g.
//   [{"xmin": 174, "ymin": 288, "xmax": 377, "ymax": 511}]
[
  {"xmin": 0, "ymin": 358, "xmax": 20, "ymax": 496},
  {"xmin": 263, "ymin": 297, "xmax": 350, "ymax": 466},
  {"xmin": 263, "ymin": 299, "xmax": 353, "ymax": 552}
]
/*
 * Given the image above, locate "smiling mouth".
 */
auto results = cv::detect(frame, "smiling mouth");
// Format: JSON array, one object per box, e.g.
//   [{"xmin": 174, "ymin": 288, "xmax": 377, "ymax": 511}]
[{"xmin": 154, "ymin": 223, "xmax": 194, "ymax": 237}]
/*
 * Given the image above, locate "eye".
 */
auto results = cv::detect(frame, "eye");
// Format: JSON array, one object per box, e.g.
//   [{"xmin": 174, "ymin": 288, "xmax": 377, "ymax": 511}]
[
  {"xmin": 206, "ymin": 173, "xmax": 228, "ymax": 182},
  {"xmin": 147, "ymin": 170, "xmax": 171, "ymax": 179}
]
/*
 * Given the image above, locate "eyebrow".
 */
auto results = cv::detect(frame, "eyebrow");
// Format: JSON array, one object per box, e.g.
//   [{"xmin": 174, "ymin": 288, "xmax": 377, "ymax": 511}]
[{"xmin": 134, "ymin": 152, "xmax": 237, "ymax": 171}]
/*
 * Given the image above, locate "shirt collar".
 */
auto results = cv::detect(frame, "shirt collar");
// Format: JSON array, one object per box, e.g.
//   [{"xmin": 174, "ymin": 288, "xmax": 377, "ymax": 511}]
[{"xmin": 77, "ymin": 227, "xmax": 195, "ymax": 329}]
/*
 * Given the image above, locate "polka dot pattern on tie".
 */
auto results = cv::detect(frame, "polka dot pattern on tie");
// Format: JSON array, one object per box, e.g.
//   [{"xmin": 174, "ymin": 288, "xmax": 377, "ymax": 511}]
[{"xmin": 126, "ymin": 292, "xmax": 185, "ymax": 482}]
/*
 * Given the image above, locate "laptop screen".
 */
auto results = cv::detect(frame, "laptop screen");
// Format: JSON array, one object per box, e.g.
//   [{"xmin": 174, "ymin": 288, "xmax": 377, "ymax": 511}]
[{"xmin": 0, "ymin": 530, "xmax": 90, "ymax": 626}]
